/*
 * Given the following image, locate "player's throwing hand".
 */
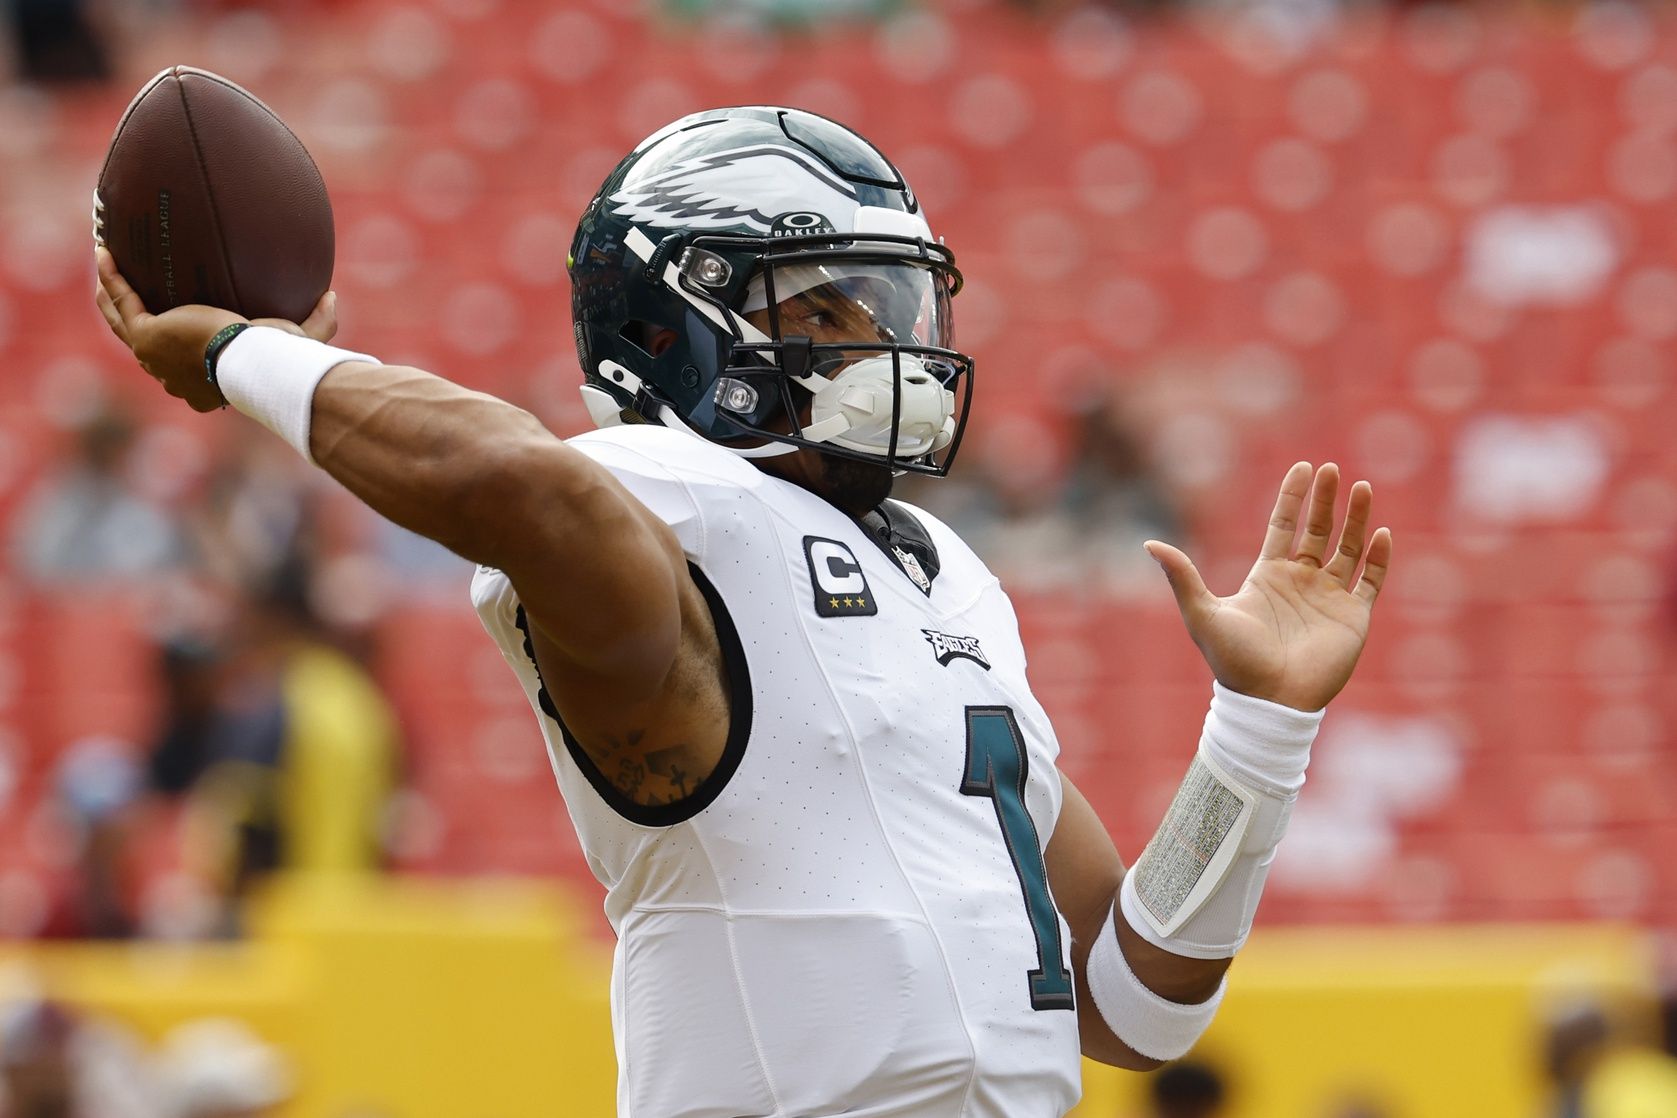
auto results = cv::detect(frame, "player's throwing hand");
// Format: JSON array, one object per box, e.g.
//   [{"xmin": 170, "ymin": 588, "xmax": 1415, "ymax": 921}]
[
  {"xmin": 1144, "ymin": 462, "xmax": 1392, "ymax": 712},
  {"xmin": 94, "ymin": 246, "xmax": 338, "ymax": 412}
]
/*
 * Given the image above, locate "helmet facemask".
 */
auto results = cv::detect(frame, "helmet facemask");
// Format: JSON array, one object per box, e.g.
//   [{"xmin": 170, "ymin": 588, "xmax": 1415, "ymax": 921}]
[{"xmin": 681, "ymin": 231, "xmax": 975, "ymax": 476}]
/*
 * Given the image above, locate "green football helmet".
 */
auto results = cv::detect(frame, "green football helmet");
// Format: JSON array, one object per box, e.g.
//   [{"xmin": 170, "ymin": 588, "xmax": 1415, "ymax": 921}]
[{"xmin": 568, "ymin": 106, "xmax": 973, "ymax": 475}]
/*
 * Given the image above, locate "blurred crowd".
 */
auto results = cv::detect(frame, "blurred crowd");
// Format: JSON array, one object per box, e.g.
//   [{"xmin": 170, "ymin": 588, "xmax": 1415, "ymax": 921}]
[
  {"xmin": 1, "ymin": 973, "xmax": 292, "ymax": 1118},
  {"xmin": 1112, "ymin": 990, "xmax": 1677, "ymax": 1118},
  {"xmin": 902, "ymin": 382, "xmax": 1185, "ymax": 597},
  {"xmin": 1540, "ymin": 990, "xmax": 1677, "ymax": 1118},
  {"xmin": 9, "ymin": 391, "xmax": 410, "ymax": 942},
  {"xmin": 0, "ymin": 386, "xmax": 409, "ymax": 1102}
]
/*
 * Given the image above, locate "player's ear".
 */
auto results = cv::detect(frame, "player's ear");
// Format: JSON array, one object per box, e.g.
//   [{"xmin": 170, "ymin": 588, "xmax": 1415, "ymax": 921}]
[{"xmin": 649, "ymin": 329, "xmax": 678, "ymax": 357}]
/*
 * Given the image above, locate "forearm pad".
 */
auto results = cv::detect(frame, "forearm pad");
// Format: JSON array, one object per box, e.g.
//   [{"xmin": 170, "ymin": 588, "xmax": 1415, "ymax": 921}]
[{"xmin": 1120, "ymin": 682, "xmax": 1322, "ymax": 960}]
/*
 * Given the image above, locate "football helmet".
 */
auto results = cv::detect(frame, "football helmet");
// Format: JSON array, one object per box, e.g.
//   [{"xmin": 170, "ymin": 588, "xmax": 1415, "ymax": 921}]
[{"xmin": 568, "ymin": 107, "xmax": 973, "ymax": 475}]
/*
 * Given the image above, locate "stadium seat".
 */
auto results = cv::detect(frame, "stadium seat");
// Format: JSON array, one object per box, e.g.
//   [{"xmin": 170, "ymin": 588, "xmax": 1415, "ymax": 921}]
[{"xmin": 5, "ymin": 1, "xmax": 1674, "ymax": 927}]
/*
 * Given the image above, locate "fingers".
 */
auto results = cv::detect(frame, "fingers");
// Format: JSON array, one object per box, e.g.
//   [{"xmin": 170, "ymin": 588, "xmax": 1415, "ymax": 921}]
[
  {"xmin": 1322, "ymin": 479, "xmax": 1373, "ymax": 587},
  {"xmin": 1292, "ymin": 463, "xmax": 1340, "ymax": 568},
  {"xmin": 252, "ymin": 292, "xmax": 338, "ymax": 342},
  {"xmin": 95, "ymin": 247, "xmax": 151, "ymax": 330},
  {"xmin": 1353, "ymin": 527, "xmax": 1393, "ymax": 606},
  {"xmin": 1258, "ymin": 462, "xmax": 1314, "ymax": 561},
  {"xmin": 250, "ymin": 318, "xmax": 306, "ymax": 338},
  {"xmin": 301, "ymin": 291, "xmax": 338, "ymax": 343},
  {"xmin": 1262, "ymin": 462, "xmax": 1385, "ymax": 596},
  {"xmin": 95, "ymin": 280, "xmax": 128, "ymax": 345},
  {"xmin": 1144, "ymin": 539, "xmax": 1218, "ymax": 627}
]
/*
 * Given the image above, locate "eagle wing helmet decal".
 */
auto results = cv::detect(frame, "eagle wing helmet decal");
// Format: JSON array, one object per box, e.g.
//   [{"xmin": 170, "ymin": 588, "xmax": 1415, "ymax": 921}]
[{"xmin": 609, "ymin": 144, "xmax": 864, "ymax": 235}]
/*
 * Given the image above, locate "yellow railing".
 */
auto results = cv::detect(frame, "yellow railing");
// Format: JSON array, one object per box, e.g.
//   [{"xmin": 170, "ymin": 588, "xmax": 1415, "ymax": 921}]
[{"xmin": 0, "ymin": 877, "xmax": 1654, "ymax": 1117}]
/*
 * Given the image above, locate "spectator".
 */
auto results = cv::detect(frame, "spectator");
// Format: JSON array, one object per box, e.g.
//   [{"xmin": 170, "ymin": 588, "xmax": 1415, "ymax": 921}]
[
  {"xmin": 10, "ymin": 404, "xmax": 181, "ymax": 584},
  {"xmin": 35, "ymin": 533, "xmax": 401, "ymax": 940},
  {"xmin": 218, "ymin": 556, "xmax": 398, "ymax": 880},
  {"xmin": 1538, "ymin": 996, "xmax": 1677, "ymax": 1118},
  {"xmin": 54, "ymin": 735, "xmax": 146, "ymax": 938},
  {"xmin": 0, "ymin": 984, "xmax": 155, "ymax": 1118},
  {"xmin": 0, "ymin": 998, "xmax": 75, "ymax": 1118},
  {"xmin": 662, "ymin": 0, "xmax": 897, "ymax": 26},
  {"xmin": 898, "ymin": 415, "xmax": 1082, "ymax": 590},
  {"xmin": 1145, "ymin": 1060, "xmax": 1227, "ymax": 1118},
  {"xmin": 180, "ymin": 438, "xmax": 310, "ymax": 596},
  {"xmin": 1321, "ymin": 1095, "xmax": 1395, "ymax": 1118},
  {"xmin": 1544, "ymin": 1001, "xmax": 1613, "ymax": 1118},
  {"xmin": 6, "ymin": 0, "xmax": 110, "ymax": 84},
  {"xmin": 1581, "ymin": 991, "xmax": 1677, "ymax": 1118},
  {"xmin": 1058, "ymin": 392, "xmax": 1182, "ymax": 596},
  {"xmin": 153, "ymin": 1019, "xmax": 288, "ymax": 1118},
  {"xmin": 147, "ymin": 556, "xmax": 397, "ymax": 935},
  {"xmin": 911, "ymin": 391, "xmax": 1182, "ymax": 595}
]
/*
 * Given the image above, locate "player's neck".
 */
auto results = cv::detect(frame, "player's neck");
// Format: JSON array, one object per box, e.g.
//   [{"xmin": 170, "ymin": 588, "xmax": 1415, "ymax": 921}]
[{"xmin": 756, "ymin": 448, "xmax": 893, "ymax": 519}]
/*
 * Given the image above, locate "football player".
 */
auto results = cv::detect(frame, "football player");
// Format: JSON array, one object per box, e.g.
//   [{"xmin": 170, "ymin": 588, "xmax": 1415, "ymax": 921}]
[{"xmin": 97, "ymin": 107, "xmax": 1391, "ymax": 1116}]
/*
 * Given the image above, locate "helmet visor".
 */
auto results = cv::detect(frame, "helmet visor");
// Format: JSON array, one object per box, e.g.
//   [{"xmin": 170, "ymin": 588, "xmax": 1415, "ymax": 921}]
[{"xmin": 743, "ymin": 261, "xmax": 956, "ymax": 357}]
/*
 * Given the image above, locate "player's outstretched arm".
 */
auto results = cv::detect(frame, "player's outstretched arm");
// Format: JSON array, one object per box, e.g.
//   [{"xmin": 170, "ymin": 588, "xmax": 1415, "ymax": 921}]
[
  {"xmin": 1048, "ymin": 463, "xmax": 1391, "ymax": 1070},
  {"xmin": 94, "ymin": 249, "xmax": 690, "ymax": 696}
]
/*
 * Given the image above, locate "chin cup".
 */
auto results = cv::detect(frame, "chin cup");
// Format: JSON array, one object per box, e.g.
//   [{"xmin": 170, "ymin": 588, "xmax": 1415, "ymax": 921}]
[{"xmin": 796, "ymin": 354, "xmax": 956, "ymax": 458}]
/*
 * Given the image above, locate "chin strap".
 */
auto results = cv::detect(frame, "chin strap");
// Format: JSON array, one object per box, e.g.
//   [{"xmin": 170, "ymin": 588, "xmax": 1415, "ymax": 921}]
[{"xmin": 581, "ymin": 364, "xmax": 797, "ymax": 459}]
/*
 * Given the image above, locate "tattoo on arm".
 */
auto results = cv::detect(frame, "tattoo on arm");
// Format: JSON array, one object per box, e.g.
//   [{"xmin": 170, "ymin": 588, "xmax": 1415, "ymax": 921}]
[
  {"xmin": 645, "ymin": 746, "xmax": 692, "ymax": 797},
  {"xmin": 598, "ymin": 730, "xmax": 644, "ymax": 759},
  {"xmin": 616, "ymin": 757, "xmax": 647, "ymax": 798},
  {"xmin": 602, "ymin": 738, "xmax": 702, "ymax": 805}
]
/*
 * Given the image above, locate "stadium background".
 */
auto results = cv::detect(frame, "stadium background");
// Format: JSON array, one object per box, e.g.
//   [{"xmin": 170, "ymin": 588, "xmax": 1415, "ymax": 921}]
[{"xmin": 1, "ymin": 0, "xmax": 1674, "ymax": 1114}]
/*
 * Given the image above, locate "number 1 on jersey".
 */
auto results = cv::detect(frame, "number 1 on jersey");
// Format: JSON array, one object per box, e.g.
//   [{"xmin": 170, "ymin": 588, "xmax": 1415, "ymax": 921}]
[{"xmin": 962, "ymin": 706, "xmax": 1075, "ymax": 1011}]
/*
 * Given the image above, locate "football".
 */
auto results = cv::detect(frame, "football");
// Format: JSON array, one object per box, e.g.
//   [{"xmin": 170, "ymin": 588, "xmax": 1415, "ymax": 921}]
[{"xmin": 95, "ymin": 65, "xmax": 334, "ymax": 324}]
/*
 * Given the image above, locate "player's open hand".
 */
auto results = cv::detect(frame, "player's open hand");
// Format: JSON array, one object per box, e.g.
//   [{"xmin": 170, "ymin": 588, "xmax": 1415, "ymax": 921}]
[
  {"xmin": 94, "ymin": 247, "xmax": 338, "ymax": 412},
  {"xmin": 1145, "ymin": 462, "xmax": 1392, "ymax": 712}
]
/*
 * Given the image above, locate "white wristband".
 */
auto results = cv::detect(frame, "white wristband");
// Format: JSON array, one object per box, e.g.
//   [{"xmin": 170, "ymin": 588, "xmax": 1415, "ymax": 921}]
[
  {"xmin": 216, "ymin": 327, "xmax": 378, "ymax": 463},
  {"xmin": 1202, "ymin": 681, "xmax": 1320, "ymax": 797},
  {"xmin": 1122, "ymin": 683, "xmax": 1323, "ymax": 959},
  {"xmin": 1086, "ymin": 903, "xmax": 1225, "ymax": 1062}
]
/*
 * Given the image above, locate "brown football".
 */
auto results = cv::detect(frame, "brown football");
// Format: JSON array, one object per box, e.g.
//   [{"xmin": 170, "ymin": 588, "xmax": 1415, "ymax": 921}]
[{"xmin": 96, "ymin": 66, "xmax": 334, "ymax": 323}]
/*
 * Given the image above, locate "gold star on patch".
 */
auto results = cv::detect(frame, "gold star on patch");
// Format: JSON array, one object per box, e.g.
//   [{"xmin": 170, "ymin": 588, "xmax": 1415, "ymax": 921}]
[
  {"xmin": 843, "ymin": 597, "xmax": 854, "ymax": 608},
  {"xmin": 829, "ymin": 597, "xmax": 840, "ymax": 609},
  {"xmin": 855, "ymin": 597, "xmax": 866, "ymax": 608}
]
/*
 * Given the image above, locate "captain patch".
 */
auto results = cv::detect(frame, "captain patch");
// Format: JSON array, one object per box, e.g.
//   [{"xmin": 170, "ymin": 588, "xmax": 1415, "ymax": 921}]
[{"xmin": 804, "ymin": 537, "xmax": 878, "ymax": 617}]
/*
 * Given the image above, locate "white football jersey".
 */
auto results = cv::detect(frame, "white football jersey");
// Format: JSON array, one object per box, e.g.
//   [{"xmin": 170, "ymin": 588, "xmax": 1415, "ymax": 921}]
[{"xmin": 473, "ymin": 425, "xmax": 1081, "ymax": 1117}]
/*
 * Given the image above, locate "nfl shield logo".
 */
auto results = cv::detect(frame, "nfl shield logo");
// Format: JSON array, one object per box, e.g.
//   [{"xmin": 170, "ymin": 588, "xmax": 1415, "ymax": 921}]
[{"xmin": 894, "ymin": 546, "xmax": 932, "ymax": 595}]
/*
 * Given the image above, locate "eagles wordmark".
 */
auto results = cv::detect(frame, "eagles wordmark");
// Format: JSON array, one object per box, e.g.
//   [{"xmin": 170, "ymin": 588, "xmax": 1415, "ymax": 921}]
[{"xmin": 923, "ymin": 629, "xmax": 990, "ymax": 670}]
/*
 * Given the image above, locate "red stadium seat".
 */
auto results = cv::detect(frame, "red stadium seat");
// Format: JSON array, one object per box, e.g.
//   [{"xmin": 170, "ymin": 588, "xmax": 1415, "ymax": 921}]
[{"xmin": 5, "ymin": 1, "xmax": 1675, "ymax": 924}]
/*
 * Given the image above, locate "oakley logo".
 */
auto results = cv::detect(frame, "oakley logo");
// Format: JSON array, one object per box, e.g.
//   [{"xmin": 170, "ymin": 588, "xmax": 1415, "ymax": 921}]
[{"xmin": 771, "ymin": 211, "xmax": 836, "ymax": 238}]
